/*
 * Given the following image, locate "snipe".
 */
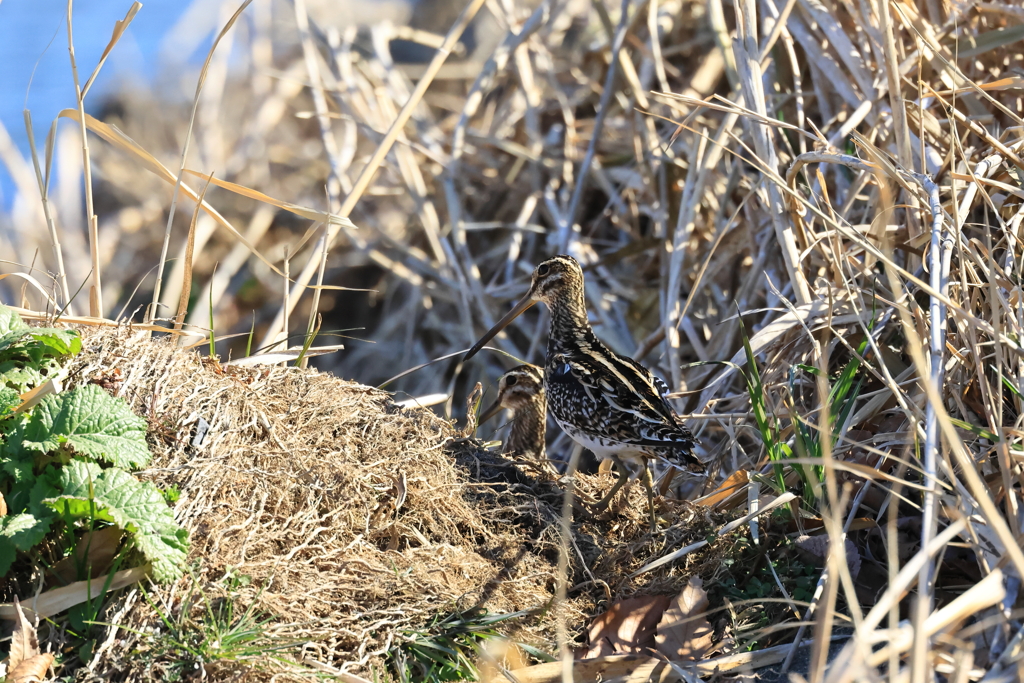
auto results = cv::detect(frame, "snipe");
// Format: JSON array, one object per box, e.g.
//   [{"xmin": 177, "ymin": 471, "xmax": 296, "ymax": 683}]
[
  {"xmin": 464, "ymin": 255, "xmax": 704, "ymax": 528},
  {"xmin": 478, "ymin": 364, "xmax": 547, "ymax": 461}
]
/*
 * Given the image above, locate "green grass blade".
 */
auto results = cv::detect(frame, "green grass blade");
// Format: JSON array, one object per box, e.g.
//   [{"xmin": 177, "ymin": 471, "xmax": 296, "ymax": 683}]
[
  {"xmin": 738, "ymin": 314, "xmax": 787, "ymax": 494},
  {"xmin": 949, "ymin": 417, "xmax": 1000, "ymax": 442},
  {"xmin": 245, "ymin": 311, "xmax": 255, "ymax": 358},
  {"xmin": 294, "ymin": 313, "xmax": 321, "ymax": 367}
]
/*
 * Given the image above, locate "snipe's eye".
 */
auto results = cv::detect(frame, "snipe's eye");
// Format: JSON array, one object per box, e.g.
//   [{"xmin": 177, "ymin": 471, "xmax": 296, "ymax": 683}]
[
  {"xmin": 537, "ymin": 263, "xmax": 551, "ymax": 277},
  {"xmin": 505, "ymin": 375, "xmax": 519, "ymax": 387}
]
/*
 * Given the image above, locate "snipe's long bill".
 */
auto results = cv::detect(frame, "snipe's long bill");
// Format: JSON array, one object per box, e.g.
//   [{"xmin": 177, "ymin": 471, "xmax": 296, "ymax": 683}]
[
  {"xmin": 477, "ymin": 397, "xmax": 505, "ymax": 425},
  {"xmin": 464, "ymin": 289, "xmax": 539, "ymax": 361}
]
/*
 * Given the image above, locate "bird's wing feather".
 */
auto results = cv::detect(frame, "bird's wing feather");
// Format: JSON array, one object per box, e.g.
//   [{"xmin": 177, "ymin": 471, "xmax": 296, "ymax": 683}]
[
  {"xmin": 618, "ymin": 355, "xmax": 679, "ymax": 413},
  {"xmin": 555, "ymin": 350, "xmax": 678, "ymax": 427},
  {"xmin": 550, "ymin": 351, "xmax": 703, "ymax": 469}
]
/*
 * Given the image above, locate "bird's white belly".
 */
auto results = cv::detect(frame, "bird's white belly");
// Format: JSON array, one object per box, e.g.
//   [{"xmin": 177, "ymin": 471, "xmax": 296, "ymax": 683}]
[{"xmin": 559, "ymin": 421, "xmax": 648, "ymax": 469}]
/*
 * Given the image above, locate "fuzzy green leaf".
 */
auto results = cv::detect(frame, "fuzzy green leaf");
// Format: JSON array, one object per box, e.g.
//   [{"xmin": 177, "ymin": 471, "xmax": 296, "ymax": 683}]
[
  {"xmin": 1, "ymin": 458, "xmax": 34, "ymax": 485},
  {"xmin": 0, "ymin": 362, "xmax": 48, "ymax": 393},
  {"xmin": 0, "ymin": 306, "xmax": 28, "ymax": 336},
  {"xmin": 1, "ymin": 513, "xmax": 53, "ymax": 549},
  {"xmin": 20, "ymin": 470, "xmax": 63, "ymax": 518},
  {"xmin": 0, "ymin": 385, "xmax": 19, "ymax": 414},
  {"xmin": 17, "ymin": 384, "xmax": 150, "ymax": 468},
  {"xmin": 28, "ymin": 329, "xmax": 82, "ymax": 357},
  {"xmin": 0, "ymin": 513, "xmax": 53, "ymax": 576},
  {"xmin": 45, "ymin": 461, "xmax": 188, "ymax": 581},
  {"xmin": 0, "ymin": 329, "xmax": 32, "ymax": 354}
]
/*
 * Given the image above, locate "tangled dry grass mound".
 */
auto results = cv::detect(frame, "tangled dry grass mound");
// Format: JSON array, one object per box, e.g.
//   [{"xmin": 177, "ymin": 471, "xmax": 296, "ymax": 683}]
[{"xmin": 61, "ymin": 327, "xmax": 721, "ymax": 680}]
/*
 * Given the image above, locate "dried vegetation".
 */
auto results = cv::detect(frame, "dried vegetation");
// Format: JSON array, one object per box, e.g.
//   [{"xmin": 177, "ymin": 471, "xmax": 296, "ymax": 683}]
[
  {"xmin": 4, "ymin": 0, "xmax": 1024, "ymax": 679},
  {"xmin": 50, "ymin": 327, "xmax": 717, "ymax": 679}
]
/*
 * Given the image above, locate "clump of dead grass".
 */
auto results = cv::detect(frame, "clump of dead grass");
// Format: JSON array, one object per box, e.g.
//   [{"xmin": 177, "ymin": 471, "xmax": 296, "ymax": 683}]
[{"xmin": 57, "ymin": 326, "xmax": 714, "ymax": 679}]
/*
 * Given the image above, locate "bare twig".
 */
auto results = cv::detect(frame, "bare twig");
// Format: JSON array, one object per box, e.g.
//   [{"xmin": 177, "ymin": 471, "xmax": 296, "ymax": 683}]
[
  {"xmin": 23, "ymin": 111, "xmax": 70, "ymax": 311},
  {"xmin": 910, "ymin": 173, "xmax": 947, "ymax": 682}
]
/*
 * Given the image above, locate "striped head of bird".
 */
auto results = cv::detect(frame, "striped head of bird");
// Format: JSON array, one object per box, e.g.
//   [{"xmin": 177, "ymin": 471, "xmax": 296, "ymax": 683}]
[
  {"xmin": 478, "ymin": 364, "xmax": 546, "ymax": 425},
  {"xmin": 478, "ymin": 364, "xmax": 547, "ymax": 460},
  {"xmin": 464, "ymin": 255, "xmax": 586, "ymax": 361}
]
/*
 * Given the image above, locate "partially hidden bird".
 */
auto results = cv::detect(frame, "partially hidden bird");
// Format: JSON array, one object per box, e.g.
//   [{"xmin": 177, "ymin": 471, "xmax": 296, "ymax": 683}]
[
  {"xmin": 464, "ymin": 255, "xmax": 704, "ymax": 528},
  {"xmin": 478, "ymin": 364, "xmax": 547, "ymax": 461}
]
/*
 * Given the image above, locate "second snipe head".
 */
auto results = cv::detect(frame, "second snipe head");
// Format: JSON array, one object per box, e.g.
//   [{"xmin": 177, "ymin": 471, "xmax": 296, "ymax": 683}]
[{"xmin": 479, "ymin": 364, "xmax": 546, "ymax": 461}]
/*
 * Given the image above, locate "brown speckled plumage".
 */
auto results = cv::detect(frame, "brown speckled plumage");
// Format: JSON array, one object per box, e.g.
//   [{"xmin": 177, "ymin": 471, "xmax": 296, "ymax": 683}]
[
  {"xmin": 478, "ymin": 364, "xmax": 546, "ymax": 460},
  {"xmin": 465, "ymin": 255, "xmax": 705, "ymax": 526}
]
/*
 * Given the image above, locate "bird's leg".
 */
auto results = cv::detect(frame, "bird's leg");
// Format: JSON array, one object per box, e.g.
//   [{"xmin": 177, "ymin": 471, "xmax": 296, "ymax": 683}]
[
  {"xmin": 641, "ymin": 462, "xmax": 658, "ymax": 531},
  {"xmin": 590, "ymin": 456, "xmax": 630, "ymax": 511}
]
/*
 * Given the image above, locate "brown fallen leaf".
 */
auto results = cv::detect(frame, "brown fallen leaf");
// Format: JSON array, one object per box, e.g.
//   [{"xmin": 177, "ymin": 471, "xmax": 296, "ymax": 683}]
[
  {"xmin": 478, "ymin": 637, "xmax": 529, "ymax": 682},
  {"xmin": 8, "ymin": 653, "xmax": 55, "ymax": 683},
  {"xmin": 46, "ymin": 526, "xmax": 124, "ymax": 587},
  {"xmin": 655, "ymin": 576, "xmax": 715, "ymax": 661},
  {"xmin": 1, "ymin": 565, "xmax": 149, "ymax": 621},
  {"xmin": 0, "ymin": 489, "xmax": 7, "ymax": 516},
  {"xmin": 9, "ymin": 597, "xmax": 40, "ymax": 670},
  {"xmin": 700, "ymin": 469, "xmax": 749, "ymax": 511},
  {"xmin": 584, "ymin": 595, "xmax": 671, "ymax": 657}
]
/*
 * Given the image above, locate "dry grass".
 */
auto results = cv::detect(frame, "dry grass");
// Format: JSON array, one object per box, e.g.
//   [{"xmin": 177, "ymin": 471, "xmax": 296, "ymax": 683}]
[
  {"xmin": 53, "ymin": 326, "xmax": 713, "ymax": 679},
  {"xmin": 3, "ymin": 0, "xmax": 1024, "ymax": 679}
]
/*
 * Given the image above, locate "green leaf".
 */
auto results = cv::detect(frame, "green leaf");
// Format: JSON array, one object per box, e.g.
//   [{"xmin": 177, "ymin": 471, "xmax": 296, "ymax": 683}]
[
  {"xmin": 1007, "ymin": 166, "xmax": 1023, "ymax": 192},
  {"xmin": 0, "ymin": 513, "xmax": 53, "ymax": 576},
  {"xmin": 516, "ymin": 643, "xmax": 556, "ymax": 663},
  {"xmin": 0, "ymin": 362, "xmax": 48, "ymax": 393},
  {"xmin": 0, "ymin": 329, "xmax": 33, "ymax": 354},
  {"xmin": 26, "ymin": 469, "xmax": 63, "ymax": 517},
  {"xmin": 1, "ymin": 512, "xmax": 52, "ymax": 549},
  {"xmin": 45, "ymin": 461, "xmax": 188, "ymax": 581},
  {"xmin": 0, "ymin": 385, "xmax": 19, "ymax": 415},
  {"xmin": 1, "ymin": 458, "xmax": 35, "ymax": 486},
  {"xmin": 1002, "ymin": 376, "xmax": 1023, "ymax": 400},
  {"xmin": 17, "ymin": 384, "xmax": 150, "ymax": 468},
  {"xmin": 950, "ymin": 417, "xmax": 999, "ymax": 442},
  {"xmin": 952, "ymin": 25, "xmax": 1024, "ymax": 60},
  {"xmin": 0, "ymin": 306, "xmax": 28, "ymax": 336},
  {"xmin": 738, "ymin": 314, "xmax": 787, "ymax": 495},
  {"xmin": 29, "ymin": 329, "xmax": 82, "ymax": 357}
]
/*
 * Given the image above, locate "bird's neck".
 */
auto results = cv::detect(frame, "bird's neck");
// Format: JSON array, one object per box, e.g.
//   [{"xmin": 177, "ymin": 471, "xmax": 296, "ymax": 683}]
[
  {"xmin": 509, "ymin": 395, "xmax": 546, "ymax": 459},
  {"xmin": 545, "ymin": 285, "xmax": 595, "ymax": 358}
]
